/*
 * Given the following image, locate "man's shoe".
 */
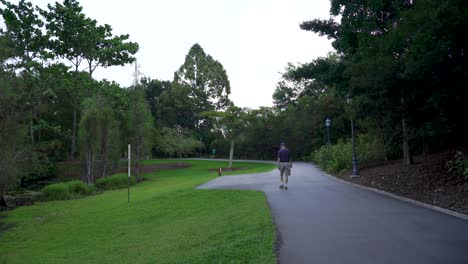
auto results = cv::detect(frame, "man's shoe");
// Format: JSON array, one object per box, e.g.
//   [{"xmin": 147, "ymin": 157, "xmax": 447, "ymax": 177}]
[
  {"xmin": 279, "ymin": 185, "xmax": 284, "ymax": 189},
  {"xmin": 284, "ymin": 186, "xmax": 288, "ymax": 190}
]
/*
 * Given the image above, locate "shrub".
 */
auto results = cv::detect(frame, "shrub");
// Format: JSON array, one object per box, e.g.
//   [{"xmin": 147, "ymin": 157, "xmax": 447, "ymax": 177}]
[
  {"xmin": 42, "ymin": 183, "xmax": 70, "ymax": 201},
  {"xmin": 42, "ymin": 181, "xmax": 94, "ymax": 201},
  {"xmin": 95, "ymin": 173, "xmax": 136, "ymax": 190},
  {"xmin": 356, "ymin": 133, "xmax": 386, "ymax": 163},
  {"xmin": 68, "ymin": 180, "xmax": 94, "ymax": 195},
  {"xmin": 310, "ymin": 134, "xmax": 386, "ymax": 173},
  {"xmin": 21, "ymin": 157, "xmax": 57, "ymax": 189},
  {"xmin": 311, "ymin": 139, "xmax": 352, "ymax": 173},
  {"xmin": 447, "ymin": 151, "xmax": 468, "ymax": 180}
]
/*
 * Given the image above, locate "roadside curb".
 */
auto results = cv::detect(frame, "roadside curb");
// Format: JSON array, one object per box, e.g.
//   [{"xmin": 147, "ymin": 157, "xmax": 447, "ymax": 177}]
[{"xmin": 315, "ymin": 165, "xmax": 468, "ymax": 221}]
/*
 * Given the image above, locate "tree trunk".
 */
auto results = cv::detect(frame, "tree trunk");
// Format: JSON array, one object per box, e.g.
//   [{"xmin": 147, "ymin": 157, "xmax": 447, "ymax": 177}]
[
  {"xmin": 37, "ymin": 110, "xmax": 41, "ymax": 143},
  {"xmin": 0, "ymin": 193, "xmax": 7, "ymax": 207},
  {"xmin": 135, "ymin": 162, "xmax": 141, "ymax": 182},
  {"xmin": 228, "ymin": 140, "xmax": 234, "ymax": 168},
  {"xmin": 86, "ymin": 151, "xmax": 95, "ymax": 184},
  {"xmin": 422, "ymin": 137, "xmax": 430, "ymax": 156},
  {"xmin": 30, "ymin": 109, "xmax": 35, "ymax": 145},
  {"xmin": 402, "ymin": 117, "xmax": 414, "ymax": 165},
  {"xmin": 102, "ymin": 159, "xmax": 108, "ymax": 178},
  {"xmin": 71, "ymin": 110, "xmax": 77, "ymax": 159},
  {"xmin": 86, "ymin": 152, "xmax": 91, "ymax": 184},
  {"xmin": 378, "ymin": 117, "xmax": 388, "ymax": 161}
]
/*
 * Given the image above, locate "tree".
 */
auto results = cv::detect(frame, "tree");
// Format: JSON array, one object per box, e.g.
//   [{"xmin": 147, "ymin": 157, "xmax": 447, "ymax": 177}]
[
  {"xmin": 0, "ymin": 35, "xmax": 30, "ymax": 206},
  {"xmin": 203, "ymin": 106, "xmax": 247, "ymax": 168},
  {"xmin": 0, "ymin": 0, "xmax": 46, "ymax": 70},
  {"xmin": 141, "ymin": 77, "xmax": 172, "ymax": 126},
  {"xmin": 174, "ymin": 43, "xmax": 232, "ymax": 113},
  {"xmin": 0, "ymin": 0, "xmax": 50, "ymax": 146},
  {"xmin": 127, "ymin": 86, "xmax": 154, "ymax": 181},
  {"xmin": 157, "ymin": 84, "xmax": 198, "ymax": 129},
  {"xmin": 41, "ymin": 0, "xmax": 138, "ymax": 158},
  {"xmin": 78, "ymin": 92, "xmax": 120, "ymax": 184},
  {"xmin": 41, "ymin": 0, "xmax": 139, "ymax": 75},
  {"xmin": 157, "ymin": 127, "xmax": 201, "ymax": 160}
]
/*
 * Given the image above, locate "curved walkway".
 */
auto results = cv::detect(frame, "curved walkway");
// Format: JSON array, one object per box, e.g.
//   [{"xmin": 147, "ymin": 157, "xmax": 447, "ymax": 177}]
[{"xmin": 197, "ymin": 162, "xmax": 468, "ymax": 264}]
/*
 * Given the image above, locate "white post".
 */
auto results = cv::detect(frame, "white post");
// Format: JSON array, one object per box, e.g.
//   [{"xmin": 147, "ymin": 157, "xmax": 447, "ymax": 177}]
[
  {"xmin": 128, "ymin": 144, "xmax": 131, "ymax": 177},
  {"xmin": 128, "ymin": 144, "xmax": 131, "ymax": 203}
]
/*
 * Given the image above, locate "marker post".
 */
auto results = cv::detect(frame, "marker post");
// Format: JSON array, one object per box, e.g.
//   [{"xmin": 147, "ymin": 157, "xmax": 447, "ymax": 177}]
[{"xmin": 128, "ymin": 144, "xmax": 131, "ymax": 203}]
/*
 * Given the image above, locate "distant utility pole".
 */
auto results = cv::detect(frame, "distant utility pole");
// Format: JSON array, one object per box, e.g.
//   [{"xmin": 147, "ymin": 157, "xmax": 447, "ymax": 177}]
[{"xmin": 132, "ymin": 59, "xmax": 142, "ymax": 86}]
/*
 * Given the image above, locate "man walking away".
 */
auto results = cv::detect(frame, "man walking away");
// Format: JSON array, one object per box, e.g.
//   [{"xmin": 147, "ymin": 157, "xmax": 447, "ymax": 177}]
[{"xmin": 278, "ymin": 142, "xmax": 292, "ymax": 190}]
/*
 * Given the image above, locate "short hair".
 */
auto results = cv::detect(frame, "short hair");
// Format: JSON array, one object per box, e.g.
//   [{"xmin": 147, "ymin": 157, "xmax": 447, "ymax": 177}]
[{"xmin": 280, "ymin": 142, "xmax": 286, "ymax": 146}]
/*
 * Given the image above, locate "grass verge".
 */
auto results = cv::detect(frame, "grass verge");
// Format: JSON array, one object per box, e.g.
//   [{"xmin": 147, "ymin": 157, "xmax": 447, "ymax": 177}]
[{"xmin": 0, "ymin": 160, "xmax": 276, "ymax": 264}]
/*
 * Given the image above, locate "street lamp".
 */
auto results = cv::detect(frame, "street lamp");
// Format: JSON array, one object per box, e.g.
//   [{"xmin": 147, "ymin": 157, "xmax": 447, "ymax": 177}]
[
  {"xmin": 346, "ymin": 95, "xmax": 360, "ymax": 178},
  {"xmin": 325, "ymin": 117, "xmax": 331, "ymax": 145}
]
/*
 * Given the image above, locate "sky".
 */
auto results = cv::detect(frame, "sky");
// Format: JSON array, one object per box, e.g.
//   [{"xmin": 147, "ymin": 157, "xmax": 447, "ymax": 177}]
[{"xmin": 4, "ymin": 0, "xmax": 334, "ymax": 108}]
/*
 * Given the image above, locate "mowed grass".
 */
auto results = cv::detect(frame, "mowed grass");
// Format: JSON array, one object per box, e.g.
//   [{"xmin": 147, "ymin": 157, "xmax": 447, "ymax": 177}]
[{"xmin": 0, "ymin": 160, "xmax": 276, "ymax": 264}]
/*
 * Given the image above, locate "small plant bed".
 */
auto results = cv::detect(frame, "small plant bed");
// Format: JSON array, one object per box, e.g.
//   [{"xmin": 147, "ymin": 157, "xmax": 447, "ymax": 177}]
[{"xmin": 334, "ymin": 151, "xmax": 468, "ymax": 215}]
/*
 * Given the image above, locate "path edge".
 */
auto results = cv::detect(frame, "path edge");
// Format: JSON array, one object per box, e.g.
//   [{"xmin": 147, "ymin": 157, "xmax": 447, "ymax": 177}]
[{"xmin": 313, "ymin": 164, "xmax": 468, "ymax": 221}]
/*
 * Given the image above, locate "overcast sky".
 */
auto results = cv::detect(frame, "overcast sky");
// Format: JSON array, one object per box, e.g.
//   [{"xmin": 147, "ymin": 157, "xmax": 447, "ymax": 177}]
[{"xmin": 5, "ymin": 0, "xmax": 334, "ymax": 108}]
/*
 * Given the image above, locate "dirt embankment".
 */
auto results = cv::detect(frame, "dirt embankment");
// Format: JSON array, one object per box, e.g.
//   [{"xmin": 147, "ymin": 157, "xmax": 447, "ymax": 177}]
[{"xmin": 335, "ymin": 151, "xmax": 468, "ymax": 215}]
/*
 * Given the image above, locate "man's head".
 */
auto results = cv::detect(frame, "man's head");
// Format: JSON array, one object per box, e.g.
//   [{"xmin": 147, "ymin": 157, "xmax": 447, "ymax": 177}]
[{"xmin": 280, "ymin": 142, "xmax": 286, "ymax": 148}]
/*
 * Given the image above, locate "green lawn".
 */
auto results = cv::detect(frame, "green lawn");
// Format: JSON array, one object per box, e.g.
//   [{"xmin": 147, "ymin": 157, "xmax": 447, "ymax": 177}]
[{"xmin": 0, "ymin": 160, "xmax": 276, "ymax": 264}]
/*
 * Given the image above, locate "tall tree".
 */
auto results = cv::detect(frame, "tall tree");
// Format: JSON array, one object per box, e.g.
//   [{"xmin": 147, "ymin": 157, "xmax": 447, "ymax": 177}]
[
  {"xmin": 300, "ymin": 0, "xmax": 416, "ymax": 164},
  {"xmin": 0, "ymin": 35, "xmax": 30, "ymax": 206},
  {"xmin": 174, "ymin": 43, "xmax": 232, "ymax": 113},
  {"xmin": 127, "ymin": 86, "xmax": 154, "ymax": 181},
  {"xmin": 141, "ymin": 77, "xmax": 172, "ymax": 126},
  {"xmin": 0, "ymin": 0, "xmax": 49, "ymax": 146},
  {"xmin": 41, "ymin": 0, "xmax": 138, "ymax": 159},
  {"xmin": 79, "ymin": 92, "xmax": 121, "ymax": 184}
]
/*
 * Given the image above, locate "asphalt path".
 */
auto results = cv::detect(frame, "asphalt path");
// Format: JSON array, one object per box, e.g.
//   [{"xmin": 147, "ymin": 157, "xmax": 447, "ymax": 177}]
[{"xmin": 197, "ymin": 161, "xmax": 468, "ymax": 264}]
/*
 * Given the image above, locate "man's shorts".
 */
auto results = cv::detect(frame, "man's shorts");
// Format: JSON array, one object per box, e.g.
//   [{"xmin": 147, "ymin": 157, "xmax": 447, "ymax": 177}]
[{"xmin": 278, "ymin": 162, "xmax": 291, "ymax": 177}]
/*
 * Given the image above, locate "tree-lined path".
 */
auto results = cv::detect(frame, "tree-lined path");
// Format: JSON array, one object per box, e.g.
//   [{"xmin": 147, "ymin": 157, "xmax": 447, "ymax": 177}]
[{"xmin": 198, "ymin": 162, "xmax": 468, "ymax": 264}]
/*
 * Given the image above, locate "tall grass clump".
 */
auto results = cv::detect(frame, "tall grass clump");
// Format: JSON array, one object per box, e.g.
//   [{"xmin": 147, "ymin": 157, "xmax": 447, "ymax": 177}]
[
  {"xmin": 42, "ymin": 181, "xmax": 93, "ymax": 201},
  {"xmin": 95, "ymin": 173, "xmax": 136, "ymax": 190}
]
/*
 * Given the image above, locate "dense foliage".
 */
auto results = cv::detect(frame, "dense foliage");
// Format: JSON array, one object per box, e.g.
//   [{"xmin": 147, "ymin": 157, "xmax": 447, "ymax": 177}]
[{"xmin": 1, "ymin": 0, "xmax": 466, "ymax": 202}]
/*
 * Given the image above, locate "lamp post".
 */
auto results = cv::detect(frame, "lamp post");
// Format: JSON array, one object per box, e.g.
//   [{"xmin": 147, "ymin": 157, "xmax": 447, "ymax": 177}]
[
  {"xmin": 346, "ymin": 96, "xmax": 360, "ymax": 178},
  {"xmin": 325, "ymin": 117, "xmax": 331, "ymax": 145}
]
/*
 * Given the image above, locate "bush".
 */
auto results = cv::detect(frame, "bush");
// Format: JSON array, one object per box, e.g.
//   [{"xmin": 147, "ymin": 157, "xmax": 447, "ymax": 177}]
[
  {"xmin": 447, "ymin": 151, "xmax": 468, "ymax": 180},
  {"xmin": 42, "ymin": 181, "xmax": 93, "ymax": 201},
  {"xmin": 42, "ymin": 183, "xmax": 70, "ymax": 201},
  {"xmin": 95, "ymin": 173, "xmax": 136, "ymax": 190},
  {"xmin": 68, "ymin": 180, "xmax": 94, "ymax": 195},
  {"xmin": 356, "ymin": 133, "xmax": 386, "ymax": 163},
  {"xmin": 21, "ymin": 157, "xmax": 57, "ymax": 189},
  {"xmin": 310, "ymin": 134, "xmax": 386, "ymax": 173},
  {"xmin": 311, "ymin": 139, "xmax": 352, "ymax": 173}
]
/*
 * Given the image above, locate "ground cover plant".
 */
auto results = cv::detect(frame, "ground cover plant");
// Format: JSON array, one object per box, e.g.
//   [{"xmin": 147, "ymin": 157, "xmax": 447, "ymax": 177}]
[{"xmin": 0, "ymin": 160, "xmax": 276, "ymax": 264}]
